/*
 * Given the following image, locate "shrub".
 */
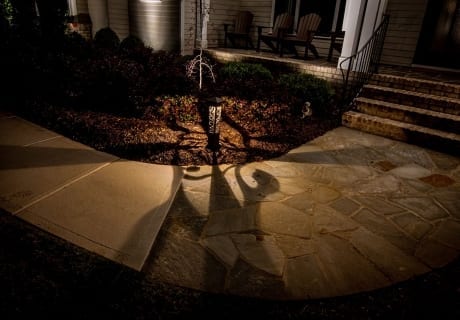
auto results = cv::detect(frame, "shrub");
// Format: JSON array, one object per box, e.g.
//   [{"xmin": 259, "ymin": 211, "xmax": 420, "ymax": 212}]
[
  {"xmin": 73, "ymin": 55, "xmax": 146, "ymax": 115},
  {"xmin": 278, "ymin": 73, "xmax": 335, "ymax": 117},
  {"xmin": 93, "ymin": 27, "xmax": 120, "ymax": 51},
  {"xmin": 120, "ymin": 35, "xmax": 145, "ymax": 52},
  {"xmin": 219, "ymin": 62, "xmax": 274, "ymax": 99},
  {"xmin": 146, "ymin": 50, "xmax": 196, "ymax": 96},
  {"xmin": 61, "ymin": 31, "xmax": 91, "ymax": 59},
  {"xmin": 219, "ymin": 62, "xmax": 273, "ymax": 81},
  {"xmin": 119, "ymin": 35, "xmax": 154, "ymax": 65}
]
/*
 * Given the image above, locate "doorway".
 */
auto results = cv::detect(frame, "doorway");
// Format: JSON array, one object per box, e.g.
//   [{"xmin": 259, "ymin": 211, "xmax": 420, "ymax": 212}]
[{"xmin": 414, "ymin": 0, "xmax": 460, "ymax": 69}]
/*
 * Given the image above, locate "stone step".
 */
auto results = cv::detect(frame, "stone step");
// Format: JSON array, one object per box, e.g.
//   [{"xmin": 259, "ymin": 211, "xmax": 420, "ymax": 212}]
[
  {"xmin": 353, "ymin": 97, "xmax": 460, "ymax": 134},
  {"xmin": 342, "ymin": 111, "xmax": 460, "ymax": 156},
  {"xmin": 370, "ymin": 73, "xmax": 460, "ymax": 99},
  {"xmin": 360, "ymin": 84, "xmax": 460, "ymax": 115}
]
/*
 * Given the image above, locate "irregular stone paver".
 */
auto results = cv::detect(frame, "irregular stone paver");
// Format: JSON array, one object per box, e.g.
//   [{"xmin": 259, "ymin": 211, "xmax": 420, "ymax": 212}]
[
  {"xmin": 427, "ymin": 151, "xmax": 460, "ymax": 170},
  {"xmin": 430, "ymin": 220, "xmax": 460, "ymax": 249},
  {"xmin": 391, "ymin": 213, "xmax": 433, "ymax": 240},
  {"xmin": 311, "ymin": 185, "xmax": 342, "ymax": 203},
  {"xmin": 386, "ymin": 144, "xmax": 435, "ymax": 169},
  {"xmin": 144, "ymin": 233, "xmax": 227, "ymax": 292},
  {"xmin": 415, "ymin": 238, "xmax": 459, "ymax": 268},
  {"xmin": 202, "ymin": 205, "xmax": 257, "ymax": 236},
  {"xmin": 329, "ymin": 197, "xmax": 361, "ymax": 216},
  {"xmin": 404, "ymin": 178, "xmax": 434, "ymax": 192},
  {"xmin": 231, "ymin": 234, "xmax": 285, "ymax": 276},
  {"xmin": 372, "ymin": 160, "xmax": 397, "ymax": 171},
  {"xmin": 226, "ymin": 259, "xmax": 287, "ymax": 299},
  {"xmin": 314, "ymin": 234, "xmax": 391, "ymax": 295},
  {"xmin": 284, "ymin": 254, "xmax": 332, "ymax": 299},
  {"xmin": 354, "ymin": 196, "xmax": 405, "ymax": 215},
  {"xmin": 392, "ymin": 197, "xmax": 449, "ymax": 220},
  {"xmin": 313, "ymin": 204, "xmax": 360, "ymax": 234},
  {"xmin": 432, "ymin": 189, "xmax": 460, "ymax": 219},
  {"xmin": 352, "ymin": 208, "xmax": 417, "ymax": 254},
  {"xmin": 202, "ymin": 235, "xmax": 239, "ymax": 268},
  {"xmin": 349, "ymin": 227, "xmax": 430, "ymax": 282},
  {"xmin": 275, "ymin": 235, "xmax": 315, "ymax": 258},
  {"xmin": 419, "ymin": 174, "xmax": 456, "ymax": 187},
  {"xmin": 351, "ymin": 174, "xmax": 403, "ymax": 194},
  {"xmin": 389, "ymin": 164, "xmax": 432, "ymax": 179},
  {"xmin": 169, "ymin": 188, "xmax": 246, "ymax": 217},
  {"xmin": 282, "ymin": 192, "xmax": 315, "ymax": 212},
  {"xmin": 164, "ymin": 215, "xmax": 207, "ymax": 241},
  {"xmin": 256, "ymin": 202, "xmax": 312, "ymax": 238}
]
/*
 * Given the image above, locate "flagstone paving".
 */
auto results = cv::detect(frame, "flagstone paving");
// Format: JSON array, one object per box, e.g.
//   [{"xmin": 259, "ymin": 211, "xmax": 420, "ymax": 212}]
[{"xmin": 143, "ymin": 126, "xmax": 460, "ymax": 300}]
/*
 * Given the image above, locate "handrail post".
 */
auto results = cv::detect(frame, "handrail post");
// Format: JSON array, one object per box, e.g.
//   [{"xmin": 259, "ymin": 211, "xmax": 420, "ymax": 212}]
[{"xmin": 339, "ymin": 14, "xmax": 389, "ymax": 111}]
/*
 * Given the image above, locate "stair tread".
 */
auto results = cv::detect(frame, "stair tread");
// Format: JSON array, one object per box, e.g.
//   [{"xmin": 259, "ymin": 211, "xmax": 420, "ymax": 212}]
[
  {"xmin": 354, "ymin": 97, "xmax": 460, "ymax": 121},
  {"xmin": 343, "ymin": 111, "xmax": 460, "ymax": 141},
  {"xmin": 363, "ymin": 84, "xmax": 460, "ymax": 103},
  {"xmin": 374, "ymin": 73, "xmax": 460, "ymax": 88}
]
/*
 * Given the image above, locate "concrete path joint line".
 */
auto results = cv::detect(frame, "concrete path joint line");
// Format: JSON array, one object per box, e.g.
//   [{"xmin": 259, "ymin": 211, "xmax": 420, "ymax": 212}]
[
  {"xmin": 31, "ymin": 213, "xmax": 123, "ymax": 253},
  {"xmin": 12, "ymin": 161, "xmax": 116, "ymax": 215},
  {"xmin": 23, "ymin": 135, "xmax": 61, "ymax": 146}
]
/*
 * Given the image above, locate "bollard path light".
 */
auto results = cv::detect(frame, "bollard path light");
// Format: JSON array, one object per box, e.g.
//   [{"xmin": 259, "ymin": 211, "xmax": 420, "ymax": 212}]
[{"xmin": 205, "ymin": 96, "xmax": 223, "ymax": 152}]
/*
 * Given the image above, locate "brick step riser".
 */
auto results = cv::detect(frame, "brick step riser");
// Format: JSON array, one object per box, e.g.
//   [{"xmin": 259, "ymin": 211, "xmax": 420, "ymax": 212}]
[
  {"xmin": 342, "ymin": 112, "xmax": 460, "ymax": 156},
  {"xmin": 355, "ymin": 102, "xmax": 460, "ymax": 135},
  {"xmin": 360, "ymin": 87, "xmax": 460, "ymax": 115},
  {"xmin": 369, "ymin": 76, "xmax": 460, "ymax": 100}
]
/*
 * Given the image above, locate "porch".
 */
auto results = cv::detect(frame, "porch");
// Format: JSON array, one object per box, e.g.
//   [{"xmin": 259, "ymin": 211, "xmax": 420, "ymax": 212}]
[
  {"xmin": 204, "ymin": 47, "xmax": 344, "ymax": 88},
  {"xmin": 205, "ymin": 47, "xmax": 460, "ymax": 157},
  {"xmin": 204, "ymin": 47, "xmax": 460, "ymax": 89}
]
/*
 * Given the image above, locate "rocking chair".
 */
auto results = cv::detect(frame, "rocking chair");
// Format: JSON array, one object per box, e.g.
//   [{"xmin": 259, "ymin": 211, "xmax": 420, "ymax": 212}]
[
  {"xmin": 224, "ymin": 11, "xmax": 254, "ymax": 49},
  {"xmin": 257, "ymin": 12, "xmax": 294, "ymax": 53},
  {"xmin": 280, "ymin": 13, "xmax": 322, "ymax": 59}
]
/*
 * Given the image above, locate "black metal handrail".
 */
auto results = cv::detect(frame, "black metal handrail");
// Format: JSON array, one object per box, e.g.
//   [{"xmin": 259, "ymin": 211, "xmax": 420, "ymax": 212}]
[{"xmin": 340, "ymin": 14, "xmax": 390, "ymax": 107}]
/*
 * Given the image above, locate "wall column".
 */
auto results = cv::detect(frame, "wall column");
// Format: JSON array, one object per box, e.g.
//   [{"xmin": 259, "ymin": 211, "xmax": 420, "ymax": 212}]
[
  {"xmin": 88, "ymin": 0, "xmax": 109, "ymax": 37},
  {"xmin": 338, "ymin": 0, "xmax": 388, "ymax": 69}
]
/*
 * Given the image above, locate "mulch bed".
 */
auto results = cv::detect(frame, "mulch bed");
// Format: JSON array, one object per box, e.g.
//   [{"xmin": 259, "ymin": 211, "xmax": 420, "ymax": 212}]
[{"xmin": 20, "ymin": 99, "xmax": 339, "ymax": 166}]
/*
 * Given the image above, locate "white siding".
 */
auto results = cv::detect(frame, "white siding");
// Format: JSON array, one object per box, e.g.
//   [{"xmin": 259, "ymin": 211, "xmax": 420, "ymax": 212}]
[
  {"xmin": 76, "ymin": 0, "xmax": 89, "ymax": 13},
  {"xmin": 182, "ymin": 0, "xmax": 197, "ymax": 54},
  {"xmin": 207, "ymin": 0, "xmax": 241, "ymax": 47},
  {"xmin": 240, "ymin": 0, "xmax": 272, "ymax": 47},
  {"xmin": 108, "ymin": 0, "xmax": 130, "ymax": 40},
  {"xmin": 380, "ymin": 0, "xmax": 428, "ymax": 66}
]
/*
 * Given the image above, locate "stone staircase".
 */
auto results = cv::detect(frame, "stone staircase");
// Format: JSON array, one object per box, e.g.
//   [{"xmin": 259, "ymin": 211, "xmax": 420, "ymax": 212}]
[{"xmin": 342, "ymin": 73, "xmax": 460, "ymax": 156}]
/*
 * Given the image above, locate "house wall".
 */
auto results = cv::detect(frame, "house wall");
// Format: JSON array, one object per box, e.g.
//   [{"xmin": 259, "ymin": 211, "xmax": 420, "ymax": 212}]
[
  {"xmin": 380, "ymin": 0, "xmax": 428, "ymax": 66},
  {"xmin": 108, "ymin": 0, "xmax": 129, "ymax": 40},
  {"xmin": 76, "ymin": 0, "xmax": 89, "ymax": 13},
  {"xmin": 207, "ymin": 0, "xmax": 241, "ymax": 47},
  {"xmin": 182, "ymin": 0, "xmax": 197, "ymax": 54},
  {"xmin": 239, "ymin": 0, "xmax": 273, "ymax": 46},
  {"xmin": 200, "ymin": 0, "xmax": 273, "ymax": 48},
  {"xmin": 129, "ymin": 0, "xmax": 181, "ymax": 51}
]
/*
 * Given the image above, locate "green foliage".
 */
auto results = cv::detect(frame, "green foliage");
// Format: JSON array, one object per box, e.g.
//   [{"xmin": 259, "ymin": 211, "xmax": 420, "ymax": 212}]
[
  {"xmin": 219, "ymin": 62, "xmax": 273, "ymax": 81},
  {"xmin": 278, "ymin": 72, "xmax": 335, "ymax": 117},
  {"xmin": 94, "ymin": 27, "xmax": 120, "ymax": 50},
  {"xmin": 0, "ymin": 0, "xmax": 14, "ymax": 23},
  {"xmin": 120, "ymin": 35, "xmax": 145, "ymax": 52}
]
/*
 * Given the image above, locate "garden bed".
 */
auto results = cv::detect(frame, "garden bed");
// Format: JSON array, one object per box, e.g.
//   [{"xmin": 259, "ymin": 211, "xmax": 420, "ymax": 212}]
[{"xmin": 1, "ymin": 28, "xmax": 341, "ymax": 166}]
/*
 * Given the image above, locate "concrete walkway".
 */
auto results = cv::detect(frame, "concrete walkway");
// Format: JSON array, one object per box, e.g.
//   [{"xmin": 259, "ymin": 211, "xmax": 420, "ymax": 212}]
[{"xmin": 1, "ymin": 112, "xmax": 459, "ymax": 300}]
